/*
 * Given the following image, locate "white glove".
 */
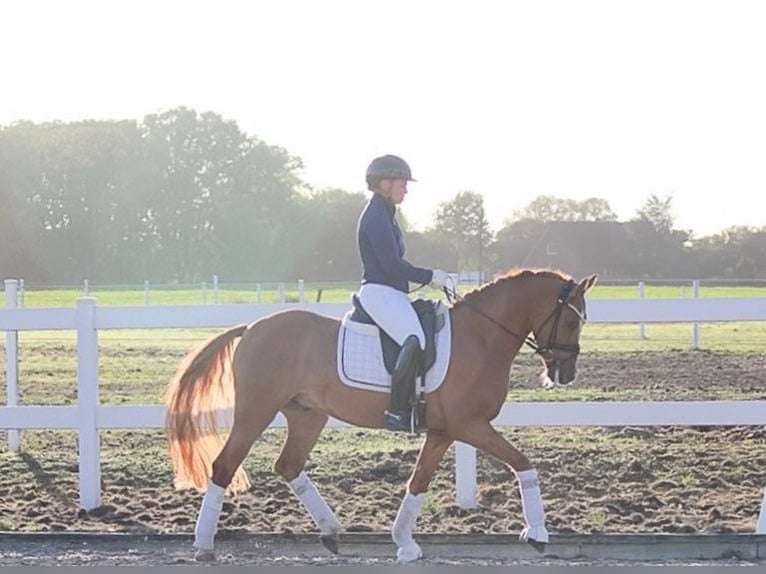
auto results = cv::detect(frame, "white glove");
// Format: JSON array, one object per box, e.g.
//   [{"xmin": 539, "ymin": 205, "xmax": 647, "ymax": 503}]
[{"xmin": 430, "ymin": 269, "xmax": 450, "ymax": 289}]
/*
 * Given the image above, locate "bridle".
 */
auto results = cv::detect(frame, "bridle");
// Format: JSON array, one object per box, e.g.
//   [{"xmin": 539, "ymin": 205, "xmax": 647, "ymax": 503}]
[{"xmin": 443, "ymin": 277, "xmax": 587, "ymax": 366}]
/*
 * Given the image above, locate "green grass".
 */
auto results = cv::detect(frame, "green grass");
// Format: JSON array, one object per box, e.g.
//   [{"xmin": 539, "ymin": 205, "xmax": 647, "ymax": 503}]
[
  {"xmin": 8, "ymin": 318, "xmax": 765, "ymax": 355},
  {"xmin": 589, "ymin": 284, "xmax": 766, "ymax": 299},
  {"xmin": 14, "ymin": 283, "xmax": 364, "ymax": 307},
  {"xmin": 583, "ymin": 322, "xmax": 766, "ymax": 354},
  {"xmin": 10, "ymin": 282, "xmax": 766, "ymax": 308}
]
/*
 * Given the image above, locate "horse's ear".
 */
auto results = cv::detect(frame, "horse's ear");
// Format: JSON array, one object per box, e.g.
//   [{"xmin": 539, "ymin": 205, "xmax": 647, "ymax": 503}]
[{"xmin": 578, "ymin": 274, "xmax": 598, "ymax": 293}]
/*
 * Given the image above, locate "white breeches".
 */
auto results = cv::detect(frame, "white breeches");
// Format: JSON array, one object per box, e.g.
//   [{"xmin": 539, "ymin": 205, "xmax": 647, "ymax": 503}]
[{"xmin": 358, "ymin": 283, "xmax": 425, "ymax": 349}]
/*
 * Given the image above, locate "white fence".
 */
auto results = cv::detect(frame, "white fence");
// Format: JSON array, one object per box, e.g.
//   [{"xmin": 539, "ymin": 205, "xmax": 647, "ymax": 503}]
[{"xmin": 3, "ymin": 279, "xmax": 766, "ymax": 533}]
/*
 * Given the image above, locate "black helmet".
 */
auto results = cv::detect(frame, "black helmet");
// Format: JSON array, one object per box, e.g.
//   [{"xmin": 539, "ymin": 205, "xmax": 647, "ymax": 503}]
[{"xmin": 365, "ymin": 154, "xmax": 416, "ymax": 190}]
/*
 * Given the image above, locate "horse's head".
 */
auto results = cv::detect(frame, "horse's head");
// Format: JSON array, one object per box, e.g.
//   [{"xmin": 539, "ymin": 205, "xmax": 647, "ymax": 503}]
[{"xmin": 529, "ymin": 273, "xmax": 598, "ymax": 387}]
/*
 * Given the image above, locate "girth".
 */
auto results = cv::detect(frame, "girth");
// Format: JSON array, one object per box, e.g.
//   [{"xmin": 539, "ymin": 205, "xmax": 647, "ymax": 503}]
[{"xmin": 349, "ymin": 295, "xmax": 445, "ymax": 376}]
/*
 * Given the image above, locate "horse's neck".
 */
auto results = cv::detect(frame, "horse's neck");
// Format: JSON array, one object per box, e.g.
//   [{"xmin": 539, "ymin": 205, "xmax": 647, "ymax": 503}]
[
  {"xmin": 450, "ymin": 279, "xmax": 532, "ymax": 356},
  {"xmin": 478, "ymin": 277, "xmax": 532, "ymax": 328}
]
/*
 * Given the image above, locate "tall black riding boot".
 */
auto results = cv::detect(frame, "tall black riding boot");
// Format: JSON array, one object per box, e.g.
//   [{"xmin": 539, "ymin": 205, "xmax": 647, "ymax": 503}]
[{"xmin": 385, "ymin": 335, "xmax": 422, "ymax": 433}]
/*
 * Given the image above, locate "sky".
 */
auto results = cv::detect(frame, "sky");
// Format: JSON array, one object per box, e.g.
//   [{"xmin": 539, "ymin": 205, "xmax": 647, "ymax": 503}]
[{"xmin": 2, "ymin": 0, "xmax": 765, "ymax": 238}]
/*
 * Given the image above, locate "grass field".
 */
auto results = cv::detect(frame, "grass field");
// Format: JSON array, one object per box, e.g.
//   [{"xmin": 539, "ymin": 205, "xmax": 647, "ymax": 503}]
[{"xmin": 8, "ymin": 281, "xmax": 766, "ymax": 307}]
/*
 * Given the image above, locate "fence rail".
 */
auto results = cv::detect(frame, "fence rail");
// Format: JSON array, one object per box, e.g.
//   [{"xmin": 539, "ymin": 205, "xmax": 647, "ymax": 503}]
[{"xmin": 2, "ymin": 279, "xmax": 766, "ymax": 533}]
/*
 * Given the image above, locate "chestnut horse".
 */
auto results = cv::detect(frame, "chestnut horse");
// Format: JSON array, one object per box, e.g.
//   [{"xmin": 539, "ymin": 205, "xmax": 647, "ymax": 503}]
[{"xmin": 165, "ymin": 268, "xmax": 597, "ymax": 562}]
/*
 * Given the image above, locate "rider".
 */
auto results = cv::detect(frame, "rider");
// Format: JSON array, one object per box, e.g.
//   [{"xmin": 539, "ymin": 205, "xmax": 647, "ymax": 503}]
[{"xmin": 356, "ymin": 154, "xmax": 451, "ymax": 432}]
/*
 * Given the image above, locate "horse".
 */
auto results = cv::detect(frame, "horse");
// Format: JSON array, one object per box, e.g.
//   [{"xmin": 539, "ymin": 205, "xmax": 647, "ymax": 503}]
[{"xmin": 165, "ymin": 268, "xmax": 597, "ymax": 562}]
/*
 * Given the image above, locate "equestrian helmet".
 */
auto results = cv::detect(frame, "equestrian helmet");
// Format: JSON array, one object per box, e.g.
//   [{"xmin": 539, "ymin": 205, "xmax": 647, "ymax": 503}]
[{"xmin": 365, "ymin": 155, "xmax": 416, "ymax": 190}]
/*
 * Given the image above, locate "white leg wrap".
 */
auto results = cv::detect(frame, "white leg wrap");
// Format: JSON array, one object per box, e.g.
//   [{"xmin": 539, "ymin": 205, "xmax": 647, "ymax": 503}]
[
  {"xmin": 194, "ymin": 480, "xmax": 225, "ymax": 551},
  {"xmin": 392, "ymin": 491, "xmax": 424, "ymax": 563},
  {"xmin": 516, "ymin": 468, "xmax": 549, "ymax": 543},
  {"xmin": 289, "ymin": 471, "xmax": 342, "ymax": 535}
]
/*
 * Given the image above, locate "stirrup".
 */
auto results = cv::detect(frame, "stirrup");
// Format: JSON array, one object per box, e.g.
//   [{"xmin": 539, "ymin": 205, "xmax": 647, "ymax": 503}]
[{"xmin": 385, "ymin": 410, "xmax": 415, "ymax": 433}]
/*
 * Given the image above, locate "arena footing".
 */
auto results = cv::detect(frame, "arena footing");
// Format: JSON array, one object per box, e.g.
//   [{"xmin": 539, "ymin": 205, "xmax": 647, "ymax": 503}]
[{"xmin": 1, "ymin": 531, "xmax": 765, "ymax": 562}]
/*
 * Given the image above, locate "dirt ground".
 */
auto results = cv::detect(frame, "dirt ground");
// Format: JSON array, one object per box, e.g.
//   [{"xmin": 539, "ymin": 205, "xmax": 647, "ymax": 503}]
[{"xmin": 1, "ymin": 350, "xmax": 765, "ymax": 538}]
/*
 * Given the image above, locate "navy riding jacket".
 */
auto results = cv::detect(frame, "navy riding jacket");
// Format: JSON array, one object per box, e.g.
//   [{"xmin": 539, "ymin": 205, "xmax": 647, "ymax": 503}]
[{"xmin": 357, "ymin": 193, "xmax": 433, "ymax": 293}]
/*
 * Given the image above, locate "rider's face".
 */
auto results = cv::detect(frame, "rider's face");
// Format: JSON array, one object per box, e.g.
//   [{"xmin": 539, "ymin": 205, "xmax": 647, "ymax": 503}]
[{"xmin": 381, "ymin": 179, "xmax": 408, "ymax": 205}]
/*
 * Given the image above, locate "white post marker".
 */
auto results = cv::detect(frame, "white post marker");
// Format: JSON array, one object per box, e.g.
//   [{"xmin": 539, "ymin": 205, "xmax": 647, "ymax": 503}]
[
  {"xmin": 76, "ymin": 297, "xmax": 101, "ymax": 509},
  {"xmin": 4, "ymin": 279, "xmax": 20, "ymax": 451}
]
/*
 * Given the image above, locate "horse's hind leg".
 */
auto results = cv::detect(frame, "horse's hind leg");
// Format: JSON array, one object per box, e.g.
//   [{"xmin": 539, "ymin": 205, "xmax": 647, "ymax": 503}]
[
  {"xmin": 194, "ymin": 409, "xmax": 277, "ymax": 560},
  {"xmin": 275, "ymin": 406, "xmax": 343, "ymax": 554},
  {"xmin": 392, "ymin": 430, "xmax": 453, "ymax": 563},
  {"xmin": 457, "ymin": 422, "xmax": 548, "ymax": 550}
]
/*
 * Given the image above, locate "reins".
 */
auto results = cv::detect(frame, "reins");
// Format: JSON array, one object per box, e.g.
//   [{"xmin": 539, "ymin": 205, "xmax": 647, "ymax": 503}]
[
  {"xmin": 442, "ymin": 282, "xmax": 540, "ymax": 352},
  {"xmin": 441, "ymin": 277, "xmax": 585, "ymax": 358}
]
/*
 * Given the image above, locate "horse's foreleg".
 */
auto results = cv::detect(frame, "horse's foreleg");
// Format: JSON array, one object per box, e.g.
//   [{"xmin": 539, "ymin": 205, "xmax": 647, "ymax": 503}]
[
  {"xmin": 457, "ymin": 422, "xmax": 548, "ymax": 549},
  {"xmin": 515, "ymin": 468, "xmax": 547, "ymax": 549},
  {"xmin": 276, "ymin": 407, "xmax": 342, "ymax": 553},
  {"xmin": 392, "ymin": 430, "xmax": 453, "ymax": 563}
]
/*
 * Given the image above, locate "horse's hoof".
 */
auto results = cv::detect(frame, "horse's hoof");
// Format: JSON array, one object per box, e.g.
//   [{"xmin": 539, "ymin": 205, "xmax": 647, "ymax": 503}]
[
  {"xmin": 527, "ymin": 539, "xmax": 547, "ymax": 553},
  {"xmin": 194, "ymin": 548, "xmax": 217, "ymax": 562},
  {"xmin": 320, "ymin": 533, "xmax": 340, "ymax": 554},
  {"xmin": 396, "ymin": 542, "xmax": 422, "ymax": 563}
]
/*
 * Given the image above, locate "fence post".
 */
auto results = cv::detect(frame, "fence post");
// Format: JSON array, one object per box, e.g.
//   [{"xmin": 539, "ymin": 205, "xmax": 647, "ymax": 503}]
[
  {"xmin": 278, "ymin": 282, "xmax": 285, "ymax": 303},
  {"xmin": 19, "ymin": 279, "xmax": 25, "ymax": 307},
  {"xmin": 757, "ymin": 486, "xmax": 766, "ymax": 533},
  {"xmin": 4, "ymin": 279, "xmax": 20, "ymax": 451},
  {"xmin": 454, "ymin": 442, "xmax": 477, "ymax": 509},
  {"xmin": 213, "ymin": 275, "xmax": 219, "ymax": 304},
  {"xmin": 83, "ymin": 279, "xmax": 89, "ymax": 296},
  {"xmin": 638, "ymin": 282, "xmax": 647, "ymax": 340},
  {"xmin": 298, "ymin": 280, "xmax": 305, "ymax": 303},
  {"xmin": 144, "ymin": 280, "xmax": 150, "ymax": 306},
  {"xmin": 76, "ymin": 297, "xmax": 101, "ymax": 510},
  {"xmin": 692, "ymin": 280, "xmax": 700, "ymax": 349},
  {"xmin": 256, "ymin": 283, "xmax": 261, "ymax": 303}
]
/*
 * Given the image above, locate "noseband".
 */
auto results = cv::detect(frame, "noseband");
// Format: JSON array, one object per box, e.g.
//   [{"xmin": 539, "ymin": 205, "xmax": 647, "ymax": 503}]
[{"xmin": 444, "ymin": 278, "xmax": 586, "ymax": 361}]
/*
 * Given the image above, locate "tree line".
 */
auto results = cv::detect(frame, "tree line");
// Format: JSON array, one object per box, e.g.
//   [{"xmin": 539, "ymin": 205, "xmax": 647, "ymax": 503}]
[{"xmin": 1, "ymin": 107, "xmax": 764, "ymax": 284}]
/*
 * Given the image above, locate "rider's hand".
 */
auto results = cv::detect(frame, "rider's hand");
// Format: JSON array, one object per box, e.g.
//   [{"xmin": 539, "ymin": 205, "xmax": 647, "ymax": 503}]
[{"xmin": 430, "ymin": 269, "xmax": 451, "ymax": 290}]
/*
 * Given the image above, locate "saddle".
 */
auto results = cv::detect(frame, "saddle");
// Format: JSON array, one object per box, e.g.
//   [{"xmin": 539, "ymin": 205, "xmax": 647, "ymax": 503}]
[{"xmin": 349, "ymin": 295, "xmax": 445, "ymax": 376}]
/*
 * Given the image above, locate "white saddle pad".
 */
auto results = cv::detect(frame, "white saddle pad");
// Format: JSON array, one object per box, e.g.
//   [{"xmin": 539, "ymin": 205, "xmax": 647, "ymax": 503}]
[{"xmin": 336, "ymin": 302, "xmax": 452, "ymax": 394}]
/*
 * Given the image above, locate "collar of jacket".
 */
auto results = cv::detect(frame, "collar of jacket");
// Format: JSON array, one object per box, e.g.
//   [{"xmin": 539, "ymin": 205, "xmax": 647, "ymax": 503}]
[{"xmin": 371, "ymin": 191, "xmax": 396, "ymax": 216}]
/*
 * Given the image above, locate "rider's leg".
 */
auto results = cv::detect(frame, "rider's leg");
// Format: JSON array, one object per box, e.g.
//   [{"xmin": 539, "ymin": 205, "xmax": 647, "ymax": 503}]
[{"xmin": 358, "ymin": 284, "xmax": 425, "ymax": 432}]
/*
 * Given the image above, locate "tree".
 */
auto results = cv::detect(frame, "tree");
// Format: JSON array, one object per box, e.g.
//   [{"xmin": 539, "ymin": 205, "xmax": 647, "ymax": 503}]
[
  {"xmin": 629, "ymin": 194, "xmax": 693, "ymax": 278},
  {"xmin": 0, "ymin": 110, "xmax": 307, "ymax": 283},
  {"xmin": 513, "ymin": 195, "xmax": 617, "ymax": 222},
  {"xmin": 0, "ymin": 122, "xmax": 46, "ymax": 280},
  {"xmin": 0, "ymin": 119, "xmax": 146, "ymax": 282},
  {"xmin": 578, "ymin": 197, "xmax": 618, "ymax": 222},
  {"xmin": 286, "ymin": 188, "xmax": 367, "ymax": 280},
  {"xmin": 433, "ymin": 191, "xmax": 492, "ymax": 273},
  {"xmin": 210, "ymin": 130, "xmax": 304, "ymax": 281},
  {"xmin": 140, "ymin": 107, "xmax": 304, "ymax": 282},
  {"xmin": 489, "ymin": 218, "xmax": 547, "ymax": 272},
  {"xmin": 693, "ymin": 226, "xmax": 766, "ymax": 278},
  {"xmin": 635, "ymin": 193, "xmax": 674, "ymax": 233}
]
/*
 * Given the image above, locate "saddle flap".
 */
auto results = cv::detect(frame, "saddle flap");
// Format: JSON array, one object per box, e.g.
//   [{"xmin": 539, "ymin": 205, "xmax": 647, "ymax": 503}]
[
  {"xmin": 337, "ymin": 305, "xmax": 453, "ymax": 396},
  {"xmin": 349, "ymin": 295, "xmax": 442, "ymax": 375}
]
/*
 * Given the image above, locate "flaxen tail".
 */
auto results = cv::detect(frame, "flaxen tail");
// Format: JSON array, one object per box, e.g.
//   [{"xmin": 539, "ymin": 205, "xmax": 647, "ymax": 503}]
[{"xmin": 165, "ymin": 324, "xmax": 250, "ymax": 493}]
